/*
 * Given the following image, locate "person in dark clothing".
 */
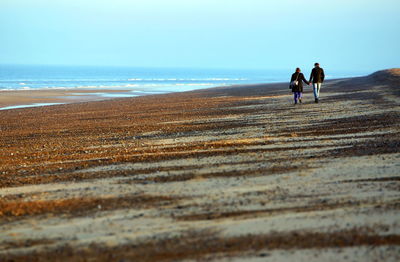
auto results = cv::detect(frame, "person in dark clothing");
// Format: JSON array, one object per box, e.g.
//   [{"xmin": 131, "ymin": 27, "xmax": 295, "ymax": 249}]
[
  {"xmin": 290, "ymin": 68, "xmax": 310, "ymax": 104},
  {"xmin": 309, "ymin": 63, "xmax": 325, "ymax": 103}
]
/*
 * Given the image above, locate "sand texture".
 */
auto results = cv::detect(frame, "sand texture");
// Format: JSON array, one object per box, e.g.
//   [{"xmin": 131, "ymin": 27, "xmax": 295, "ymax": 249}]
[{"xmin": 0, "ymin": 69, "xmax": 400, "ymax": 261}]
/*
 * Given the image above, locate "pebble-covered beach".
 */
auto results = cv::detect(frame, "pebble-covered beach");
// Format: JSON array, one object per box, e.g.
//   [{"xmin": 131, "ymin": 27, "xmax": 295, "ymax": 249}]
[{"xmin": 1, "ymin": 69, "xmax": 399, "ymax": 261}]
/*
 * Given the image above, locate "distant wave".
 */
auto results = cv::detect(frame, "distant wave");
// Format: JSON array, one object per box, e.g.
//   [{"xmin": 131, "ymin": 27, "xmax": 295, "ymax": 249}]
[
  {"xmin": 0, "ymin": 78, "xmax": 247, "ymax": 82},
  {"xmin": 174, "ymin": 83, "xmax": 220, "ymax": 86},
  {"xmin": 0, "ymin": 82, "xmax": 226, "ymax": 91},
  {"xmin": 0, "ymin": 79, "xmax": 124, "ymax": 82},
  {"xmin": 127, "ymin": 78, "xmax": 247, "ymax": 81}
]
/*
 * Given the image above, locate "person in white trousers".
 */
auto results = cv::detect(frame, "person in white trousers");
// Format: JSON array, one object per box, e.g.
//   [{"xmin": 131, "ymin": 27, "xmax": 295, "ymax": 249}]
[{"xmin": 309, "ymin": 63, "xmax": 325, "ymax": 103}]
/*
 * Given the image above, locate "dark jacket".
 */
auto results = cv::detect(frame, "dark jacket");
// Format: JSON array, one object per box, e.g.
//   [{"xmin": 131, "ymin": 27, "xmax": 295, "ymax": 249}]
[
  {"xmin": 290, "ymin": 72, "xmax": 309, "ymax": 92},
  {"xmin": 309, "ymin": 67, "xmax": 325, "ymax": 83}
]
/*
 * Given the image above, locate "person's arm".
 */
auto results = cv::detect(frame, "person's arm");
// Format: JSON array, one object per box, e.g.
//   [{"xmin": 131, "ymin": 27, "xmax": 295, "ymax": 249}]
[
  {"xmin": 321, "ymin": 68, "xmax": 325, "ymax": 82},
  {"xmin": 301, "ymin": 74, "xmax": 310, "ymax": 85},
  {"xmin": 309, "ymin": 69, "xmax": 314, "ymax": 83}
]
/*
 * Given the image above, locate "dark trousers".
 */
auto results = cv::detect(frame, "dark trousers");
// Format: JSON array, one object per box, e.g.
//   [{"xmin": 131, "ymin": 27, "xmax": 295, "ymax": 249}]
[{"xmin": 294, "ymin": 92, "xmax": 302, "ymax": 103}]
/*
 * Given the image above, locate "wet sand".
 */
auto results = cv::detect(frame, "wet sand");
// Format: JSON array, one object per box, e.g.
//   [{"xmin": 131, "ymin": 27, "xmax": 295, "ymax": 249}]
[
  {"xmin": 0, "ymin": 69, "xmax": 399, "ymax": 261},
  {"xmin": 0, "ymin": 89, "xmax": 139, "ymax": 109}
]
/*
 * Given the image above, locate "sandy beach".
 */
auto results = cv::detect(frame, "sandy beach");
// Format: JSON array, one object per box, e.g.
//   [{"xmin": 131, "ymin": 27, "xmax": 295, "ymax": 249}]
[
  {"xmin": 0, "ymin": 89, "xmax": 143, "ymax": 110},
  {"xmin": 0, "ymin": 69, "xmax": 399, "ymax": 261}
]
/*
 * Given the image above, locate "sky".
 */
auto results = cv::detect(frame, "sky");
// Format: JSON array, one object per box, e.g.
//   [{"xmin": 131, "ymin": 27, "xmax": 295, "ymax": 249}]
[{"xmin": 0, "ymin": 0, "xmax": 399, "ymax": 71}]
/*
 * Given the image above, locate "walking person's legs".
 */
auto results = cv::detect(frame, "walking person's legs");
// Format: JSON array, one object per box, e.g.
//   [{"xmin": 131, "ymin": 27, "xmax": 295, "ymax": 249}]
[
  {"xmin": 316, "ymin": 83, "xmax": 321, "ymax": 98},
  {"xmin": 294, "ymin": 92, "xmax": 301, "ymax": 104},
  {"xmin": 313, "ymin": 83, "xmax": 321, "ymax": 102}
]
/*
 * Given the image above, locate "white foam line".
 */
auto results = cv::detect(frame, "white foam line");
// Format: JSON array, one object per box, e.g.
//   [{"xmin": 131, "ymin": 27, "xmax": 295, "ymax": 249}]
[{"xmin": 0, "ymin": 103, "xmax": 64, "ymax": 111}]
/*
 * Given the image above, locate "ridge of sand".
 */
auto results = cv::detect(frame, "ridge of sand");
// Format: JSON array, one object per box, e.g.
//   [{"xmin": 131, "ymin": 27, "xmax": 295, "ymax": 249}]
[{"xmin": 367, "ymin": 68, "xmax": 400, "ymax": 84}]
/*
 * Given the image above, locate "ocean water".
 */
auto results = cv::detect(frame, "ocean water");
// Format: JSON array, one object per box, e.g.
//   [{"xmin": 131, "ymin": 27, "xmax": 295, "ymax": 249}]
[{"xmin": 0, "ymin": 65, "xmax": 369, "ymax": 93}]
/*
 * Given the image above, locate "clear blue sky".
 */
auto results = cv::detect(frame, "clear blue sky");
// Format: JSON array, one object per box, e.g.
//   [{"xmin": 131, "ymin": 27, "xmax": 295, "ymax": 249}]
[{"xmin": 1, "ymin": 0, "xmax": 399, "ymax": 71}]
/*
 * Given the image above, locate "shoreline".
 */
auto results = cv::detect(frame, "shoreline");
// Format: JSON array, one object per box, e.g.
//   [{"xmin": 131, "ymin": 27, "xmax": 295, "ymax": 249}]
[
  {"xmin": 0, "ymin": 77, "xmax": 347, "ymax": 110},
  {"xmin": 0, "ymin": 89, "xmax": 152, "ymax": 110}
]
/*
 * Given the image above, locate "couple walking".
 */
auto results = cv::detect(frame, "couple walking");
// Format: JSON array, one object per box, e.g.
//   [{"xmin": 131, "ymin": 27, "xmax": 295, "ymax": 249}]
[{"xmin": 290, "ymin": 63, "xmax": 325, "ymax": 104}]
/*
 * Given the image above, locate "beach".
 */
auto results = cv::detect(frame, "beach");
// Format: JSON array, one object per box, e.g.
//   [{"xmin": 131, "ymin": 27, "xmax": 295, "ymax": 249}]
[
  {"xmin": 0, "ymin": 89, "xmax": 142, "ymax": 110},
  {"xmin": 0, "ymin": 69, "xmax": 399, "ymax": 261}
]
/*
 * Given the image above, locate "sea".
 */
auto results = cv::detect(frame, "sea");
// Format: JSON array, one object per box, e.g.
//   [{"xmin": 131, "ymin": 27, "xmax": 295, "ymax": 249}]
[{"xmin": 0, "ymin": 65, "xmax": 369, "ymax": 94}]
